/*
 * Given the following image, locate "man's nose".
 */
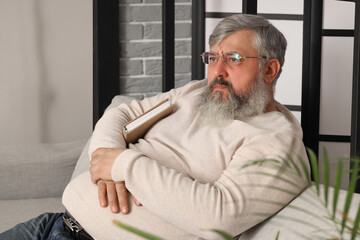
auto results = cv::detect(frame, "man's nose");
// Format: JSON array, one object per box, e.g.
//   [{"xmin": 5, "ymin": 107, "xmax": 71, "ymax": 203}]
[{"xmin": 212, "ymin": 58, "xmax": 229, "ymax": 78}]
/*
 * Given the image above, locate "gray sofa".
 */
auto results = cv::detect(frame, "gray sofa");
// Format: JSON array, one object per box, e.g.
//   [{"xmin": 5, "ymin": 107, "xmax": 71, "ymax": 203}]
[
  {"xmin": 0, "ymin": 139, "xmax": 87, "ymax": 232},
  {"xmin": 1, "ymin": 95, "xmax": 360, "ymax": 240},
  {"xmin": 0, "ymin": 95, "xmax": 135, "ymax": 233}
]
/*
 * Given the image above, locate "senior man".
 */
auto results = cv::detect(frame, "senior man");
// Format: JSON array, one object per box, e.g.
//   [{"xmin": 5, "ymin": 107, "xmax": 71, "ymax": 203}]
[{"xmin": 0, "ymin": 14, "xmax": 309, "ymax": 240}]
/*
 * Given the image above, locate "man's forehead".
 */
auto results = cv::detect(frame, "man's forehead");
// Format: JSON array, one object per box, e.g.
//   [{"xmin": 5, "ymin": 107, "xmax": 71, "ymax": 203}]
[{"xmin": 210, "ymin": 30, "xmax": 257, "ymax": 55}]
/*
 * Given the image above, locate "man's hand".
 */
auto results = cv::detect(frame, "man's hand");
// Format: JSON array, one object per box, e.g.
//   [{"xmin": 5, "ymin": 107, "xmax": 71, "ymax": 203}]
[
  {"xmin": 97, "ymin": 180, "xmax": 142, "ymax": 214},
  {"xmin": 90, "ymin": 148, "xmax": 125, "ymax": 183},
  {"xmin": 90, "ymin": 148, "xmax": 142, "ymax": 214}
]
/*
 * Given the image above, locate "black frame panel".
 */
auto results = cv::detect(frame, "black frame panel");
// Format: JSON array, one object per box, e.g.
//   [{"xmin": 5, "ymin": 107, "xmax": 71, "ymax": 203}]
[
  {"xmin": 93, "ymin": 0, "xmax": 119, "ymax": 127},
  {"xmin": 242, "ymin": 0, "xmax": 257, "ymax": 14},
  {"xmin": 350, "ymin": 0, "xmax": 360, "ymax": 160},
  {"xmin": 192, "ymin": 0, "xmax": 205, "ymax": 80},
  {"xmin": 301, "ymin": 0, "xmax": 323, "ymax": 156},
  {"xmin": 162, "ymin": 0, "xmax": 175, "ymax": 92},
  {"xmin": 344, "ymin": 0, "xmax": 360, "ymax": 192}
]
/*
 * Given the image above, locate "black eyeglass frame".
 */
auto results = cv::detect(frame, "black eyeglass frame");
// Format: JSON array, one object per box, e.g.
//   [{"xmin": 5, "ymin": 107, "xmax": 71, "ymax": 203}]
[{"xmin": 200, "ymin": 52, "xmax": 267, "ymax": 65}]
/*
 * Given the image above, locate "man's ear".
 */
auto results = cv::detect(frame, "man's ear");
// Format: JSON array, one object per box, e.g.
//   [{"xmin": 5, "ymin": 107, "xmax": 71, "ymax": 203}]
[{"xmin": 263, "ymin": 59, "xmax": 281, "ymax": 84}]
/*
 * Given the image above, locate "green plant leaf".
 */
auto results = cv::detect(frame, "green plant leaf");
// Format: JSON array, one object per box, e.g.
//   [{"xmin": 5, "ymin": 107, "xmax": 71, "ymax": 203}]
[
  {"xmin": 351, "ymin": 203, "xmax": 360, "ymax": 240},
  {"xmin": 307, "ymin": 148, "xmax": 320, "ymax": 194},
  {"xmin": 209, "ymin": 229, "xmax": 234, "ymax": 240},
  {"xmin": 250, "ymin": 197, "xmax": 332, "ymax": 227},
  {"xmin": 240, "ymin": 170, "xmax": 301, "ymax": 190},
  {"xmin": 297, "ymin": 155, "xmax": 312, "ymax": 185},
  {"xmin": 113, "ymin": 220, "xmax": 165, "ymax": 240},
  {"xmin": 241, "ymin": 158, "xmax": 283, "ymax": 169},
  {"xmin": 332, "ymin": 158, "xmax": 343, "ymax": 219},
  {"xmin": 241, "ymin": 183, "xmax": 299, "ymax": 196},
  {"xmin": 275, "ymin": 231, "xmax": 280, "ymax": 240},
  {"xmin": 322, "ymin": 147, "xmax": 330, "ymax": 207},
  {"xmin": 286, "ymin": 153, "xmax": 302, "ymax": 178},
  {"xmin": 240, "ymin": 148, "xmax": 360, "ymax": 239},
  {"xmin": 341, "ymin": 158, "xmax": 359, "ymax": 235}
]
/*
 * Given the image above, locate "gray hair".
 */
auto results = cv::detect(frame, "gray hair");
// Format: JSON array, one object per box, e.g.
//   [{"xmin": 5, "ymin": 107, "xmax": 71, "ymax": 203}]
[{"xmin": 209, "ymin": 14, "xmax": 287, "ymax": 84}]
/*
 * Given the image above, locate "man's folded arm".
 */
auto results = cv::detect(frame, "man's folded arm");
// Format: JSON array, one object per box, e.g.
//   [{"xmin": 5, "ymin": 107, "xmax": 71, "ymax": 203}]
[
  {"xmin": 88, "ymin": 88, "xmax": 183, "ymax": 214},
  {"xmin": 110, "ymin": 133, "xmax": 309, "ymax": 239}
]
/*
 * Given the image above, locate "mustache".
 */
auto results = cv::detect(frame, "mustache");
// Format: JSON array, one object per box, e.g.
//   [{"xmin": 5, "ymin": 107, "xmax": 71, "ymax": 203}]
[{"xmin": 209, "ymin": 77, "xmax": 232, "ymax": 91}]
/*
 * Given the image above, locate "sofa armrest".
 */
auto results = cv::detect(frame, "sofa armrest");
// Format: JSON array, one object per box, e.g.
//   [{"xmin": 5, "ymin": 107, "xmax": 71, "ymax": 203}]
[
  {"xmin": 0, "ymin": 139, "xmax": 87, "ymax": 200},
  {"xmin": 69, "ymin": 95, "xmax": 137, "ymax": 181}
]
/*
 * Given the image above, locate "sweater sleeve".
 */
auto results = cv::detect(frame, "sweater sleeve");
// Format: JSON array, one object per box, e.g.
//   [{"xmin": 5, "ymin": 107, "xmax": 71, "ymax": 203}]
[{"xmin": 111, "ymin": 128, "xmax": 310, "ymax": 239}]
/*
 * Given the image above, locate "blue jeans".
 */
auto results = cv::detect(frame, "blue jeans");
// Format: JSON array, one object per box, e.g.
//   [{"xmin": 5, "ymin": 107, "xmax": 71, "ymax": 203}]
[{"xmin": 0, "ymin": 212, "xmax": 74, "ymax": 240}]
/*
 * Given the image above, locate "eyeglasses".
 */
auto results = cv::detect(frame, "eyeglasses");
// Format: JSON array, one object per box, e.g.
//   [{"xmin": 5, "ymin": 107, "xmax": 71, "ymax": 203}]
[{"xmin": 201, "ymin": 52, "xmax": 267, "ymax": 66}]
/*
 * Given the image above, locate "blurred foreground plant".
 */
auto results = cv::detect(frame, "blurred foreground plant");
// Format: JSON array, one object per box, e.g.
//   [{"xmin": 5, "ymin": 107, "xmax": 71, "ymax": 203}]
[{"xmin": 240, "ymin": 148, "xmax": 360, "ymax": 240}]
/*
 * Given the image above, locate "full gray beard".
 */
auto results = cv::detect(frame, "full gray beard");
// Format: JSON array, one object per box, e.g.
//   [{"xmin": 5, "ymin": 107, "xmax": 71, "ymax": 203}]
[{"xmin": 198, "ymin": 74, "xmax": 271, "ymax": 127}]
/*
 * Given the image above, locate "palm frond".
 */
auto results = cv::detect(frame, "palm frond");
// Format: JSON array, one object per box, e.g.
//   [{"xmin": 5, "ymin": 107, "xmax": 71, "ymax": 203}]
[
  {"xmin": 307, "ymin": 148, "xmax": 320, "ymax": 194},
  {"xmin": 249, "ymin": 197, "xmax": 332, "ymax": 227},
  {"xmin": 240, "ymin": 158, "xmax": 283, "ymax": 169},
  {"xmin": 285, "ymin": 153, "xmax": 302, "ymax": 178},
  {"xmin": 241, "ymin": 183, "xmax": 300, "ymax": 196},
  {"xmin": 239, "ymin": 170, "xmax": 303, "ymax": 190},
  {"xmin": 351, "ymin": 204, "xmax": 360, "ymax": 240},
  {"xmin": 113, "ymin": 220, "xmax": 165, "ymax": 240},
  {"xmin": 242, "ymin": 149, "xmax": 360, "ymax": 240},
  {"xmin": 298, "ymin": 155, "xmax": 312, "ymax": 184},
  {"xmin": 209, "ymin": 229, "xmax": 235, "ymax": 240},
  {"xmin": 341, "ymin": 158, "xmax": 359, "ymax": 235},
  {"xmin": 275, "ymin": 231, "xmax": 280, "ymax": 240},
  {"xmin": 322, "ymin": 147, "xmax": 330, "ymax": 207},
  {"xmin": 332, "ymin": 159, "xmax": 343, "ymax": 219}
]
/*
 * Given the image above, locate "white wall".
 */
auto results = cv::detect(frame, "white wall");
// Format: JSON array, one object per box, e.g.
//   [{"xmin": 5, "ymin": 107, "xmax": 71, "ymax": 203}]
[{"xmin": 0, "ymin": 0, "xmax": 92, "ymax": 145}]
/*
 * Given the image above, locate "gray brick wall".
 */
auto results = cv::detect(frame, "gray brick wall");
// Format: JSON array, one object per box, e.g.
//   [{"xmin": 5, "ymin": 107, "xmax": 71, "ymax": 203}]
[{"xmin": 119, "ymin": 0, "xmax": 192, "ymax": 99}]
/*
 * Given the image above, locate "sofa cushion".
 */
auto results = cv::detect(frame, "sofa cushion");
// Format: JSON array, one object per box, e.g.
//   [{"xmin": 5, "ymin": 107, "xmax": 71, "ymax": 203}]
[
  {"xmin": 70, "ymin": 95, "xmax": 136, "ymax": 180},
  {"xmin": 239, "ymin": 184, "xmax": 360, "ymax": 240},
  {"xmin": 71, "ymin": 138, "xmax": 91, "ymax": 180},
  {"xmin": 105, "ymin": 95, "xmax": 137, "ymax": 111},
  {"xmin": 0, "ymin": 139, "xmax": 86, "ymax": 200},
  {"xmin": 0, "ymin": 197, "xmax": 64, "ymax": 232}
]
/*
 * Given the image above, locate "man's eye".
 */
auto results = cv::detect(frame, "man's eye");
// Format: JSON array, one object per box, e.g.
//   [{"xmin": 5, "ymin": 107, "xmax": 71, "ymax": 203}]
[
  {"xmin": 209, "ymin": 56, "xmax": 217, "ymax": 62},
  {"xmin": 227, "ymin": 56, "xmax": 240, "ymax": 62}
]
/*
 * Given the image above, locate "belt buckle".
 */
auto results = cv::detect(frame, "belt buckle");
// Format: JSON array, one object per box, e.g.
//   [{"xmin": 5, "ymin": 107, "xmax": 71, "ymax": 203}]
[{"xmin": 63, "ymin": 215, "xmax": 83, "ymax": 233}]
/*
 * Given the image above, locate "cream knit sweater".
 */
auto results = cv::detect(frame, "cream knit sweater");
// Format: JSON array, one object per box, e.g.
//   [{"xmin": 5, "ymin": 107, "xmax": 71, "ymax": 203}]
[{"xmin": 62, "ymin": 79, "xmax": 309, "ymax": 240}]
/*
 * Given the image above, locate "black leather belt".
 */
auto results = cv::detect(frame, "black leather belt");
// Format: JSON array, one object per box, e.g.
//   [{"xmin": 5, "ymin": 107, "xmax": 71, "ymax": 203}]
[{"xmin": 63, "ymin": 212, "xmax": 94, "ymax": 240}]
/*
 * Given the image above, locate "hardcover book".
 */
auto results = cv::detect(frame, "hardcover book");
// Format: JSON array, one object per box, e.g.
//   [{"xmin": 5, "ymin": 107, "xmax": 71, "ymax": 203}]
[{"xmin": 122, "ymin": 98, "xmax": 174, "ymax": 144}]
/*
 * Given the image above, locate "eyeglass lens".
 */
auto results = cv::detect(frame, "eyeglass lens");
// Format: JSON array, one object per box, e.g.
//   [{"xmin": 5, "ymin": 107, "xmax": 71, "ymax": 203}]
[{"xmin": 201, "ymin": 52, "xmax": 241, "ymax": 65}]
